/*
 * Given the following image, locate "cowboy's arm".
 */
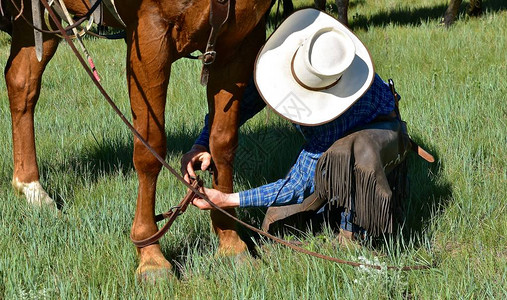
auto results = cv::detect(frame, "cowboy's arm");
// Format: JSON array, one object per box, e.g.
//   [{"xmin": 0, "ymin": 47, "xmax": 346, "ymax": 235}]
[
  {"xmin": 239, "ymin": 149, "xmax": 319, "ymax": 207},
  {"xmin": 192, "ymin": 188, "xmax": 240, "ymax": 210},
  {"xmin": 192, "ymin": 149, "xmax": 319, "ymax": 209}
]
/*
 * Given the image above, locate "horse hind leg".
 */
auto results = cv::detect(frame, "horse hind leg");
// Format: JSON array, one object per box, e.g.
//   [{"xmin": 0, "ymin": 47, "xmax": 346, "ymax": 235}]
[
  {"xmin": 314, "ymin": 0, "xmax": 326, "ymax": 10},
  {"xmin": 443, "ymin": 0, "xmax": 466, "ymax": 27},
  {"xmin": 6, "ymin": 20, "xmax": 59, "ymax": 208},
  {"xmin": 443, "ymin": 0, "xmax": 482, "ymax": 27},
  {"xmin": 467, "ymin": 0, "xmax": 482, "ymax": 17}
]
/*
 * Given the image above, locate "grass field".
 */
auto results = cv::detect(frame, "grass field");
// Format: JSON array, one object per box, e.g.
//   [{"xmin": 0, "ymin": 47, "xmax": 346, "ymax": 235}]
[{"xmin": 1, "ymin": 0, "xmax": 506, "ymax": 298}]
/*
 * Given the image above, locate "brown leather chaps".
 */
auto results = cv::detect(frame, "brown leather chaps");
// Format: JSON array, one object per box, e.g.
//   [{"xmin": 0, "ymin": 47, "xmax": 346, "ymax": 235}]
[{"xmin": 262, "ymin": 118, "xmax": 410, "ymax": 237}]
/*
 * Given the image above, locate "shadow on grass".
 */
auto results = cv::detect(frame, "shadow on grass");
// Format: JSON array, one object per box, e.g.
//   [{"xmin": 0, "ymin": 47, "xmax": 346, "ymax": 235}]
[
  {"xmin": 349, "ymin": 0, "xmax": 507, "ymax": 30},
  {"xmin": 37, "ymin": 128, "xmax": 196, "ymax": 208},
  {"xmin": 403, "ymin": 149, "xmax": 452, "ymax": 235},
  {"xmin": 350, "ymin": 3, "xmax": 450, "ymax": 29},
  {"xmin": 52, "ymin": 123, "xmax": 300, "ymax": 185},
  {"xmin": 39, "ymin": 120, "xmax": 301, "ymax": 207},
  {"xmin": 266, "ymin": 0, "xmax": 507, "ymax": 30}
]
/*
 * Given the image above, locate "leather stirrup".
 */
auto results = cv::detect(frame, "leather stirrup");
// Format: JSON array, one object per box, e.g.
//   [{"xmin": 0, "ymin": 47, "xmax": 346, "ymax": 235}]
[{"xmin": 32, "ymin": 0, "xmax": 43, "ymax": 61}]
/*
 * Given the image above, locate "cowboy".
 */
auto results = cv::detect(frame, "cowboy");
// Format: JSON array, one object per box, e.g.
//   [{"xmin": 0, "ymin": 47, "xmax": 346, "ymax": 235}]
[{"xmin": 181, "ymin": 9, "xmax": 403, "ymax": 243}]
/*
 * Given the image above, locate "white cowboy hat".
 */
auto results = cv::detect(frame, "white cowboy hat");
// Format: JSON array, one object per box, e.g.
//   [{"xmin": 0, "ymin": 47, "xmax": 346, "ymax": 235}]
[{"xmin": 254, "ymin": 8, "xmax": 375, "ymax": 126}]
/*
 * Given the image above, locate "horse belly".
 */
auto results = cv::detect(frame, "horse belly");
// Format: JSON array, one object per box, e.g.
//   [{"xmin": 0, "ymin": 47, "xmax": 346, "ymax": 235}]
[
  {"xmin": 220, "ymin": 0, "xmax": 271, "ymax": 46},
  {"xmin": 166, "ymin": 0, "xmax": 271, "ymax": 57}
]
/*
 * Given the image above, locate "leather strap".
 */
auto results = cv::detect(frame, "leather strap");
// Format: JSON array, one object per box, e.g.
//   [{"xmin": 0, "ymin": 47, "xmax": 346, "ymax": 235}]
[
  {"xmin": 101, "ymin": 0, "xmax": 126, "ymax": 28},
  {"xmin": 388, "ymin": 79, "xmax": 434, "ymax": 163},
  {"xmin": 90, "ymin": 0, "xmax": 102, "ymax": 25},
  {"xmin": 261, "ymin": 193, "xmax": 325, "ymax": 232},
  {"xmin": 32, "ymin": 0, "xmax": 43, "ymax": 61},
  {"xmin": 10, "ymin": 0, "xmax": 103, "ymax": 35},
  {"xmin": 410, "ymin": 140, "xmax": 435, "ymax": 163},
  {"xmin": 200, "ymin": 0, "xmax": 230, "ymax": 85},
  {"xmin": 130, "ymin": 178, "xmax": 203, "ymax": 248}
]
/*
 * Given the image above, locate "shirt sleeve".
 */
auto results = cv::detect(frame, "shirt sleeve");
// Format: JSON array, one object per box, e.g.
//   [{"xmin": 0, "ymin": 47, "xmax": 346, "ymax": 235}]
[
  {"xmin": 194, "ymin": 114, "xmax": 211, "ymax": 150},
  {"xmin": 239, "ymin": 149, "xmax": 322, "ymax": 207},
  {"xmin": 194, "ymin": 80, "xmax": 266, "ymax": 150}
]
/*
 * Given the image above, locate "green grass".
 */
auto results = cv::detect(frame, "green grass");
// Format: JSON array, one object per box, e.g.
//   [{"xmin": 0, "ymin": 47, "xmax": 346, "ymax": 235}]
[{"xmin": 1, "ymin": 0, "xmax": 506, "ymax": 298}]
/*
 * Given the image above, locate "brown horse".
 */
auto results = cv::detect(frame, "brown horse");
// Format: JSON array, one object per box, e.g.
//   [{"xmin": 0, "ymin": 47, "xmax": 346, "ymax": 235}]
[
  {"xmin": 2, "ymin": 0, "xmax": 272, "ymax": 277},
  {"xmin": 308, "ymin": 0, "xmax": 482, "ymax": 27}
]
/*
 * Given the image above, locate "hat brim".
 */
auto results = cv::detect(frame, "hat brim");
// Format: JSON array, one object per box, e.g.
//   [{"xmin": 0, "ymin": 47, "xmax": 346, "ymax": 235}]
[{"xmin": 254, "ymin": 8, "xmax": 375, "ymax": 126}]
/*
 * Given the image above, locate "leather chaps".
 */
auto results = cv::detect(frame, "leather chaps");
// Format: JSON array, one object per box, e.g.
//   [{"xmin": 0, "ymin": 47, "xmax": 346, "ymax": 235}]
[{"xmin": 261, "ymin": 118, "xmax": 410, "ymax": 237}]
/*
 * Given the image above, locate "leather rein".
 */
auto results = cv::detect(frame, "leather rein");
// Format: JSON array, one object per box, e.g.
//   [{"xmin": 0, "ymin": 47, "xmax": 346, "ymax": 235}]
[
  {"xmin": 9, "ymin": 0, "xmax": 102, "ymax": 35},
  {"xmin": 39, "ymin": 0, "xmax": 430, "ymax": 271}
]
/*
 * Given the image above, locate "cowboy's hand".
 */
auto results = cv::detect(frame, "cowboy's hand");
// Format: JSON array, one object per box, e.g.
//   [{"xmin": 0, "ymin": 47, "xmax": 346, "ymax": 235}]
[
  {"xmin": 181, "ymin": 144, "xmax": 211, "ymax": 183},
  {"xmin": 192, "ymin": 188, "xmax": 240, "ymax": 210}
]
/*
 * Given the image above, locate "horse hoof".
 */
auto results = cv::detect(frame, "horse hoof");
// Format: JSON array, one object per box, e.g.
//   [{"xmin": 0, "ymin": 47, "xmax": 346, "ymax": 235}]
[
  {"xmin": 136, "ymin": 245, "xmax": 173, "ymax": 282},
  {"xmin": 214, "ymin": 250, "xmax": 258, "ymax": 270},
  {"xmin": 12, "ymin": 178, "xmax": 57, "ymax": 209},
  {"xmin": 216, "ymin": 239, "xmax": 248, "ymax": 257},
  {"xmin": 136, "ymin": 264, "xmax": 173, "ymax": 283}
]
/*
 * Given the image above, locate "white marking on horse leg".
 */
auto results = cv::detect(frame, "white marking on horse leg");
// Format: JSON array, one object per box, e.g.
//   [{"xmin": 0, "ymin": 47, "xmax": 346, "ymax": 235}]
[{"xmin": 12, "ymin": 178, "xmax": 56, "ymax": 208}]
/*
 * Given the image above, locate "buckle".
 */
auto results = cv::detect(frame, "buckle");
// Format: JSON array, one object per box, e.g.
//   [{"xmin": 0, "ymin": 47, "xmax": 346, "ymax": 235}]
[
  {"xmin": 169, "ymin": 206, "xmax": 184, "ymax": 216},
  {"xmin": 202, "ymin": 51, "xmax": 217, "ymax": 65}
]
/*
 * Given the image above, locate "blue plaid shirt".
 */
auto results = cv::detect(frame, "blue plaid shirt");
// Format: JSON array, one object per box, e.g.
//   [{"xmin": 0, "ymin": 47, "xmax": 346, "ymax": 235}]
[{"xmin": 195, "ymin": 74, "xmax": 395, "ymax": 207}]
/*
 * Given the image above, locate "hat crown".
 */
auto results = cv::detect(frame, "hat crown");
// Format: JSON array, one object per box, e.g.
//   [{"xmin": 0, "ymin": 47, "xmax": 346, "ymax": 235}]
[
  {"xmin": 254, "ymin": 9, "xmax": 375, "ymax": 126},
  {"xmin": 292, "ymin": 27, "xmax": 355, "ymax": 90}
]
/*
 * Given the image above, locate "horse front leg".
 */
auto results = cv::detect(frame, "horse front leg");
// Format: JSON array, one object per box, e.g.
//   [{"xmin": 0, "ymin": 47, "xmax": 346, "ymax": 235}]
[
  {"xmin": 207, "ymin": 81, "xmax": 245, "ymax": 256},
  {"xmin": 125, "ymin": 17, "xmax": 173, "ymax": 278},
  {"xmin": 6, "ymin": 19, "xmax": 59, "ymax": 207},
  {"xmin": 206, "ymin": 21, "xmax": 266, "ymax": 256}
]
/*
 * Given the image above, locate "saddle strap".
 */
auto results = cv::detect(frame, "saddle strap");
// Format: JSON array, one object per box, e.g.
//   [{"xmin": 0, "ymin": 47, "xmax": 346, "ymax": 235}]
[
  {"xmin": 200, "ymin": 0, "xmax": 230, "ymax": 85},
  {"xmin": 130, "ymin": 178, "xmax": 203, "ymax": 248},
  {"xmin": 31, "ymin": 0, "xmax": 43, "ymax": 61},
  {"xmin": 90, "ymin": 0, "xmax": 102, "ymax": 25},
  {"xmin": 101, "ymin": 0, "xmax": 126, "ymax": 28}
]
